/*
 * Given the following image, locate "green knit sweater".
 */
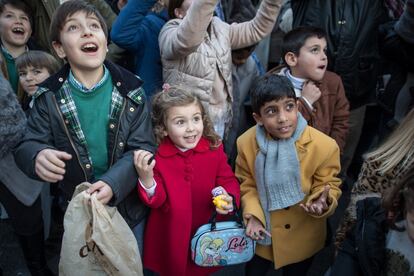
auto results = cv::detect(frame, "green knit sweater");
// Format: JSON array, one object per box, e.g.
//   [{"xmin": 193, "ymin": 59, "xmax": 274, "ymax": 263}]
[{"xmin": 70, "ymin": 75, "xmax": 113, "ymax": 178}]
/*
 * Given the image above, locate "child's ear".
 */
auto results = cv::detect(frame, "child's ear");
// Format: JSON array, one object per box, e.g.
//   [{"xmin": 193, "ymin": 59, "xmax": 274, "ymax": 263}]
[
  {"xmin": 52, "ymin": 41, "xmax": 66, "ymax": 59},
  {"xmin": 285, "ymin": 52, "xmax": 297, "ymax": 67},
  {"xmin": 174, "ymin": 8, "xmax": 184, "ymax": 19},
  {"xmin": 252, "ymin": 112, "xmax": 263, "ymax": 126}
]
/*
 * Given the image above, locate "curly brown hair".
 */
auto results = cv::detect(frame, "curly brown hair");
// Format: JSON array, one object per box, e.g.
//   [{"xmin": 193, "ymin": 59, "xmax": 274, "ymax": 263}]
[
  {"xmin": 382, "ymin": 169, "xmax": 414, "ymax": 231},
  {"xmin": 151, "ymin": 86, "xmax": 221, "ymax": 148}
]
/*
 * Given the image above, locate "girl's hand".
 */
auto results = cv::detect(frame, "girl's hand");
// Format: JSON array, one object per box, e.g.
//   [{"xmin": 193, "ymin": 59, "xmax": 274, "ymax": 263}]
[
  {"xmin": 213, "ymin": 186, "xmax": 233, "ymax": 215},
  {"xmin": 133, "ymin": 150, "xmax": 156, "ymax": 188},
  {"xmin": 244, "ymin": 214, "xmax": 271, "ymax": 241},
  {"xmin": 300, "ymin": 185, "xmax": 330, "ymax": 216}
]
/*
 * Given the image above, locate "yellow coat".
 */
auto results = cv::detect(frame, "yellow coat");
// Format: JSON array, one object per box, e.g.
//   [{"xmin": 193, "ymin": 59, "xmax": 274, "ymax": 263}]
[{"xmin": 235, "ymin": 125, "xmax": 341, "ymax": 269}]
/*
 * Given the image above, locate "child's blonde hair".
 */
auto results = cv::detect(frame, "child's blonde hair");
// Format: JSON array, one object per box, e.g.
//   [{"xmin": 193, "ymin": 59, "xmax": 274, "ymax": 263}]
[
  {"xmin": 365, "ymin": 108, "xmax": 414, "ymax": 175},
  {"xmin": 151, "ymin": 86, "xmax": 221, "ymax": 148}
]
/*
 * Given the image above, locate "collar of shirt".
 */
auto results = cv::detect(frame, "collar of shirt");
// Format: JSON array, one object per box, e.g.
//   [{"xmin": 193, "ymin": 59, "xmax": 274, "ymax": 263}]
[
  {"xmin": 285, "ymin": 68, "xmax": 306, "ymax": 91},
  {"xmin": 68, "ymin": 65, "xmax": 109, "ymax": 94},
  {"xmin": 1, "ymin": 44, "xmax": 28, "ymax": 60}
]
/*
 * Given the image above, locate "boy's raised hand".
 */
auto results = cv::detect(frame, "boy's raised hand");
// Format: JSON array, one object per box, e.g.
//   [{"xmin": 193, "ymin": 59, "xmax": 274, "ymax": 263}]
[
  {"xmin": 87, "ymin": 181, "xmax": 113, "ymax": 204},
  {"xmin": 300, "ymin": 185, "xmax": 330, "ymax": 216},
  {"xmin": 302, "ymin": 80, "xmax": 322, "ymax": 105},
  {"xmin": 134, "ymin": 149, "xmax": 156, "ymax": 188},
  {"xmin": 35, "ymin": 149, "xmax": 72, "ymax": 182},
  {"xmin": 244, "ymin": 213, "xmax": 271, "ymax": 241}
]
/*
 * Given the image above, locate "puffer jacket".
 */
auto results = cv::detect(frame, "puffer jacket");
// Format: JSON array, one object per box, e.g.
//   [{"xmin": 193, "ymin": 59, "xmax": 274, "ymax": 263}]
[
  {"xmin": 159, "ymin": 0, "xmax": 281, "ymax": 112},
  {"xmin": 291, "ymin": 0, "xmax": 388, "ymax": 109},
  {"xmin": 14, "ymin": 60, "xmax": 157, "ymax": 227}
]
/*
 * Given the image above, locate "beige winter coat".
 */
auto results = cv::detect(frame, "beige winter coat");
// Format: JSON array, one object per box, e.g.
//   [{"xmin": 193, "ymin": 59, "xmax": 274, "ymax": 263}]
[{"xmin": 159, "ymin": 0, "xmax": 281, "ymax": 133}]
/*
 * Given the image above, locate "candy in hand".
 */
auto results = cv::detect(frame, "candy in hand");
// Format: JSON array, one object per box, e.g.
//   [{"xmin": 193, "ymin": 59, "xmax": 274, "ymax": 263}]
[
  {"xmin": 212, "ymin": 186, "xmax": 224, "ymax": 197},
  {"xmin": 212, "ymin": 194, "xmax": 228, "ymax": 210}
]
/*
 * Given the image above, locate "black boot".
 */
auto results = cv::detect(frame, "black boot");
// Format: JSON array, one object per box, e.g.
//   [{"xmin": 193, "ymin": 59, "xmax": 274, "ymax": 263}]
[{"xmin": 17, "ymin": 228, "xmax": 54, "ymax": 276}]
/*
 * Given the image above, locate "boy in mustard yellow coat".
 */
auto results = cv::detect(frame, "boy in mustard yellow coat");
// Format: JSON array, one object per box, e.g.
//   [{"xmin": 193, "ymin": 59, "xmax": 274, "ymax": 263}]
[{"xmin": 235, "ymin": 74, "xmax": 341, "ymax": 275}]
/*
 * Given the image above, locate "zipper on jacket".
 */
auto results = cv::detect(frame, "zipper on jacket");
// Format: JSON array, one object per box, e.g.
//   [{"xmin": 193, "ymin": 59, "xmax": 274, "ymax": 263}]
[
  {"xmin": 109, "ymin": 100, "xmax": 127, "ymax": 166},
  {"xmin": 52, "ymin": 96, "xmax": 88, "ymax": 181}
]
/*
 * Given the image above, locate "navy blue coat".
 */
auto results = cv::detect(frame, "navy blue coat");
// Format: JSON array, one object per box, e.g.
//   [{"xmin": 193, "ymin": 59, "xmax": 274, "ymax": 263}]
[{"xmin": 111, "ymin": 0, "xmax": 168, "ymax": 97}]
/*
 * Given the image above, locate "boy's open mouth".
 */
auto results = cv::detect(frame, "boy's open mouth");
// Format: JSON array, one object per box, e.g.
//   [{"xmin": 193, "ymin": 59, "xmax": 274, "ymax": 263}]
[
  {"xmin": 12, "ymin": 27, "xmax": 25, "ymax": 35},
  {"xmin": 81, "ymin": 43, "xmax": 98, "ymax": 53},
  {"xmin": 317, "ymin": 65, "xmax": 326, "ymax": 70}
]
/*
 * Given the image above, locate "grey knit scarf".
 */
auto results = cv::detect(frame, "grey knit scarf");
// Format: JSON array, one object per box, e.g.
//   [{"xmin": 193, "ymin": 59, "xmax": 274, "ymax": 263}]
[{"xmin": 254, "ymin": 112, "xmax": 307, "ymax": 245}]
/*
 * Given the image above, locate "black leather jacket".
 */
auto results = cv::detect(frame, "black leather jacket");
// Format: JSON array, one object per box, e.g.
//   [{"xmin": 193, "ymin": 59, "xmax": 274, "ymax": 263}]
[
  {"xmin": 330, "ymin": 197, "xmax": 387, "ymax": 276},
  {"xmin": 292, "ymin": 0, "xmax": 389, "ymax": 109},
  {"xmin": 14, "ymin": 60, "xmax": 157, "ymax": 227}
]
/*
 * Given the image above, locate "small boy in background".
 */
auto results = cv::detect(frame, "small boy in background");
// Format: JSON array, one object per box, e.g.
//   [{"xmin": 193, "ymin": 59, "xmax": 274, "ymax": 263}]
[
  {"xmin": 236, "ymin": 74, "xmax": 342, "ymax": 275},
  {"xmin": 14, "ymin": 0, "xmax": 156, "ymax": 253},
  {"xmin": 270, "ymin": 26, "xmax": 349, "ymax": 153},
  {"xmin": 16, "ymin": 50, "xmax": 60, "ymax": 110},
  {"xmin": 0, "ymin": 0, "xmax": 33, "ymax": 98},
  {"xmin": 0, "ymin": 50, "xmax": 60, "ymax": 275}
]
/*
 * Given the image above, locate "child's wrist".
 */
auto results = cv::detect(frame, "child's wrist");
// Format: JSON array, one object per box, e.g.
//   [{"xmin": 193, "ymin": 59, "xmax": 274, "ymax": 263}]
[{"xmin": 139, "ymin": 178, "xmax": 155, "ymax": 189}]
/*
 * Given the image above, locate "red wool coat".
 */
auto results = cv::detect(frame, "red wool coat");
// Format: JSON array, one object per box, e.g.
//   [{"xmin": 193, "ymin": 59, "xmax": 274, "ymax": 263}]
[{"xmin": 137, "ymin": 137, "xmax": 240, "ymax": 276}]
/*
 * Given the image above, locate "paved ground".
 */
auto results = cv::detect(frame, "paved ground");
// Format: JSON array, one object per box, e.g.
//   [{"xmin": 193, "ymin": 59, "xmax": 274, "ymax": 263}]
[{"xmin": 0, "ymin": 179, "xmax": 351, "ymax": 276}]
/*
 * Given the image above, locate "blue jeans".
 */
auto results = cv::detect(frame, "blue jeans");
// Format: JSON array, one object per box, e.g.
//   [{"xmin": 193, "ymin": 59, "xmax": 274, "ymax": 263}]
[{"xmin": 132, "ymin": 218, "xmax": 146, "ymax": 256}]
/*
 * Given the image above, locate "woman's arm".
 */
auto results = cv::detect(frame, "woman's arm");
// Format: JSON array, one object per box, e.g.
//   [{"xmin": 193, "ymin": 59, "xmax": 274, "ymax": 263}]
[
  {"xmin": 111, "ymin": 0, "xmax": 157, "ymax": 51},
  {"xmin": 159, "ymin": 0, "xmax": 218, "ymax": 59},
  {"xmin": 229, "ymin": 0, "xmax": 282, "ymax": 49}
]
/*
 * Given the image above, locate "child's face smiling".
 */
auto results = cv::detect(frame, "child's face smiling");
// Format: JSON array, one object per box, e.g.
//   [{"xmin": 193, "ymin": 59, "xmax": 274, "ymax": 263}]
[
  {"xmin": 0, "ymin": 4, "xmax": 32, "ymax": 51},
  {"xmin": 52, "ymin": 11, "xmax": 107, "ymax": 75},
  {"xmin": 163, "ymin": 102, "xmax": 204, "ymax": 150},
  {"xmin": 18, "ymin": 66, "xmax": 50, "ymax": 96},
  {"xmin": 288, "ymin": 36, "xmax": 328, "ymax": 81},
  {"xmin": 253, "ymin": 97, "xmax": 299, "ymax": 140}
]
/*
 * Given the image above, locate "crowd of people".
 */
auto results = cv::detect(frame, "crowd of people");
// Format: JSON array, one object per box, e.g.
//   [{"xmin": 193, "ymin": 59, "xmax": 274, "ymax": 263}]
[{"xmin": 0, "ymin": 0, "xmax": 413, "ymax": 275}]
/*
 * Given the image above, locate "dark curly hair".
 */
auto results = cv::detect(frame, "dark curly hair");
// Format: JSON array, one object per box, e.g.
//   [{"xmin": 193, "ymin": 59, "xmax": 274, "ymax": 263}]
[{"xmin": 151, "ymin": 86, "xmax": 221, "ymax": 148}]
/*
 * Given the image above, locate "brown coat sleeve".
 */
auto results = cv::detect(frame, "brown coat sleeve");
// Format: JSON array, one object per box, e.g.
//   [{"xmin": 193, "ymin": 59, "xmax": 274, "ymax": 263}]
[
  {"xmin": 301, "ymin": 72, "xmax": 350, "ymax": 153},
  {"xmin": 326, "ymin": 73, "xmax": 349, "ymax": 152}
]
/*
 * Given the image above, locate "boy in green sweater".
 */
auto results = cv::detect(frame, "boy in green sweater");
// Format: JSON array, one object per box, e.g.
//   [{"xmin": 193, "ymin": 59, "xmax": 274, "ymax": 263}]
[{"xmin": 14, "ymin": 0, "xmax": 156, "ymax": 253}]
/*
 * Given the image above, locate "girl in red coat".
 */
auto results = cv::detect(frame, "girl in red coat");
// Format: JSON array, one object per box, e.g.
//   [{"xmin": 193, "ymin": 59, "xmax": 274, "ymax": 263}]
[{"xmin": 134, "ymin": 86, "xmax": 240, "ymax": 276}]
